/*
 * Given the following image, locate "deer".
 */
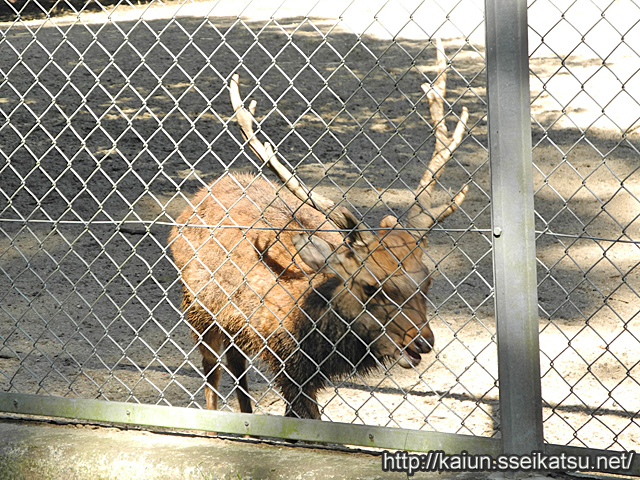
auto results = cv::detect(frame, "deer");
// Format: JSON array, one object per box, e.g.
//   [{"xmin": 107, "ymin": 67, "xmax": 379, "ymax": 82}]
[{"xmin": 168, "ymin": 39, "xmax": 469, "ymax": 420}]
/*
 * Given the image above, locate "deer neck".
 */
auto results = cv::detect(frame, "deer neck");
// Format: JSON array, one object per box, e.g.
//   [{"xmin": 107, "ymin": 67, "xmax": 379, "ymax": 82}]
[{"xmin": 297, "ymin": 277, "xmax": 382, "ymax": 375}]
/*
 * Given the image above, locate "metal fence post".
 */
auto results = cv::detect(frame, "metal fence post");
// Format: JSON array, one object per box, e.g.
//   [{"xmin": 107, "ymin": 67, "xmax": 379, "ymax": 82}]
[{"xmin": 484, "ymin": 0, "xmax": 544, "ymax": 454}]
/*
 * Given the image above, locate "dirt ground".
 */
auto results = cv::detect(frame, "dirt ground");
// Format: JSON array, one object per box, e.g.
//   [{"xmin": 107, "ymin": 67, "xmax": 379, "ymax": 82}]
[{"xmin": 0, "ymin": 0, "xmax": 639, "ymax": 457}]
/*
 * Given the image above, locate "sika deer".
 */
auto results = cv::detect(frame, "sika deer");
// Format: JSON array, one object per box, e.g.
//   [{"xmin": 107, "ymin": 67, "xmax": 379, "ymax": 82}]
[{"xmin": 168, "ymin": 39, "xmax": 469, "ymax": 419}]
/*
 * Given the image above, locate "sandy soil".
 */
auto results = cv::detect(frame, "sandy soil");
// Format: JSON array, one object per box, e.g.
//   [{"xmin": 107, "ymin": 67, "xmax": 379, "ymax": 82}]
[{"xmin": 0, "ymin": 0, "xmax": 639, "ymax": 455}]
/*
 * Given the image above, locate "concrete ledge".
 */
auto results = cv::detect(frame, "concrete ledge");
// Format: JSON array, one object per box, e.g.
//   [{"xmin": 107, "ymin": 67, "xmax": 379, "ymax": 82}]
[{"xmin": 0, "ymin": 417, "xmax": 587, "ymax": 480}]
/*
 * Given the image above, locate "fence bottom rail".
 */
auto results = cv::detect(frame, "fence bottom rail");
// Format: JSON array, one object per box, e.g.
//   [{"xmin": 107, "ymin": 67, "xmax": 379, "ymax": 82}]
[{"xmin": 1, "ymin": 392, "xmax": 637, "ymax": 476}]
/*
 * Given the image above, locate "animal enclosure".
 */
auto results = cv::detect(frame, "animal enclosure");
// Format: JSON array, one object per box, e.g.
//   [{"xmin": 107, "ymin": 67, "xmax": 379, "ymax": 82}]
[{"xmin": 0, "ymin": 0, "xmax": 639, "ymax": 469}]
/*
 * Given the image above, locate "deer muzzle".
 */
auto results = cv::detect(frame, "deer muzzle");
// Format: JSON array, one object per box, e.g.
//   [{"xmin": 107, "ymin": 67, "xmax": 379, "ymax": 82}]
[{"xmin": 397, "ymin": 327, "xmax": 434, "ymax": 369}]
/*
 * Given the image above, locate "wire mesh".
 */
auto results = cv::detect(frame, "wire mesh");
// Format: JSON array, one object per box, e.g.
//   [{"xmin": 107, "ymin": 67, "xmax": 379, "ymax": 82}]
[
  {"xmin": 0, "ymin": 0, "xmax": 637, "ymax": 456},
  {"xmin": 529, "ymin": 0, "xmax": 640, "ymax": 452}
]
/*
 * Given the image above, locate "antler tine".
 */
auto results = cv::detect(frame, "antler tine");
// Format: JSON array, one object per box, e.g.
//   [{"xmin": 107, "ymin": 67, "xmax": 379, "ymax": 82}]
[
  {"xmin": 407, "ymin": 38, "xmax": 469, "ymax": 233},
  {"xmin": 229, "ymin": 74, "xmax": 371, "ymax": 245}
]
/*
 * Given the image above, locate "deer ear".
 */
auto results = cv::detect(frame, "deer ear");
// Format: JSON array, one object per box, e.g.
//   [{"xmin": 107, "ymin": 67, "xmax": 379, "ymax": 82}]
[{"xmin": 292, "ymin": 234, "xmax": 335, "ymax": 271}]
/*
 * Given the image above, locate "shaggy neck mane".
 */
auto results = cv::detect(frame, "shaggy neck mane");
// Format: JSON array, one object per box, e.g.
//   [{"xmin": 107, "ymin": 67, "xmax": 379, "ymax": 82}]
[{"xmin": 291, "ymin": 276, "xmax": 382, "ymax": 389}]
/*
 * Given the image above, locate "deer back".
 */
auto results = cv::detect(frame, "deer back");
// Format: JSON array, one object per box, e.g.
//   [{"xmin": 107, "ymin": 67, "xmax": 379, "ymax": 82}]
[{"xmin": 168, "ymin": 173, "xmax": 343, "ymax": 337}]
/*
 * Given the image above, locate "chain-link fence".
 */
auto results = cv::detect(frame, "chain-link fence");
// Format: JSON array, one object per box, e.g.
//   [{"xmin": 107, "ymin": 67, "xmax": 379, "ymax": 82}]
[
  {"xmin": 527, "ymin": 0, "xmax": 640, "ymax": 454},
  {"xmin": 0, "ymin": 0, "xmax": 638, "ymax": 468}
]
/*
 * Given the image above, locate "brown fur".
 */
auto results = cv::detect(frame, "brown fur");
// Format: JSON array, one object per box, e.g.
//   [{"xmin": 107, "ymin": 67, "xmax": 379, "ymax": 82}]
[{"xmin": 168, "ymin": 172, "xmax": 435, "ymax": 419}]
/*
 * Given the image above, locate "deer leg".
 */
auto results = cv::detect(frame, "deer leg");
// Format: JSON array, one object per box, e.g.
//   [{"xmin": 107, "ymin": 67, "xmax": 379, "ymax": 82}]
[
  {"xmin": 225, "ymin": 345, "xmax": 253, "ymax": 414},
  {"xmin": 280, "ymin": 381, "xmax": 320, "ymax": 420},
  {"xmin": 199, "ymin": 329, "xmax": 223, "ymax": 410}
]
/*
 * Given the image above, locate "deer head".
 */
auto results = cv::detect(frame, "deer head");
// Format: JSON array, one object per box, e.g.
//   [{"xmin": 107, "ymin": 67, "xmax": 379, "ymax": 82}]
[{"xmin": 228, "ymin": 39, "xmax": 469, "ymax": 368}]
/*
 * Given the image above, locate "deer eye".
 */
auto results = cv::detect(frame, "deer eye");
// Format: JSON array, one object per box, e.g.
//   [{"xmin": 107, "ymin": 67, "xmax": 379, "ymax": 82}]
[{"xmin": 362, "ymin": 284, "xmax": 378, "ymax": 298}]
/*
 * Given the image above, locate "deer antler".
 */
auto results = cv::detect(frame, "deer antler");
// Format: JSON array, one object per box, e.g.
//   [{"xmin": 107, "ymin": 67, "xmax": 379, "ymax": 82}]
[
  {"xmin": 229, "ymin": 74, "xmax": 372, "ymax": 245},
  {"xmin": 406, "ymin": 38, "xmax": 469, "ymax": 233}
]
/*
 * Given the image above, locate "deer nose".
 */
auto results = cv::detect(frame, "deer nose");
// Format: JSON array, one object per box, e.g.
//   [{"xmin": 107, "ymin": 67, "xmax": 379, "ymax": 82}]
[{"xmin": 414, "ymin": 331, "xmax": 434, "ymax": 353}]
